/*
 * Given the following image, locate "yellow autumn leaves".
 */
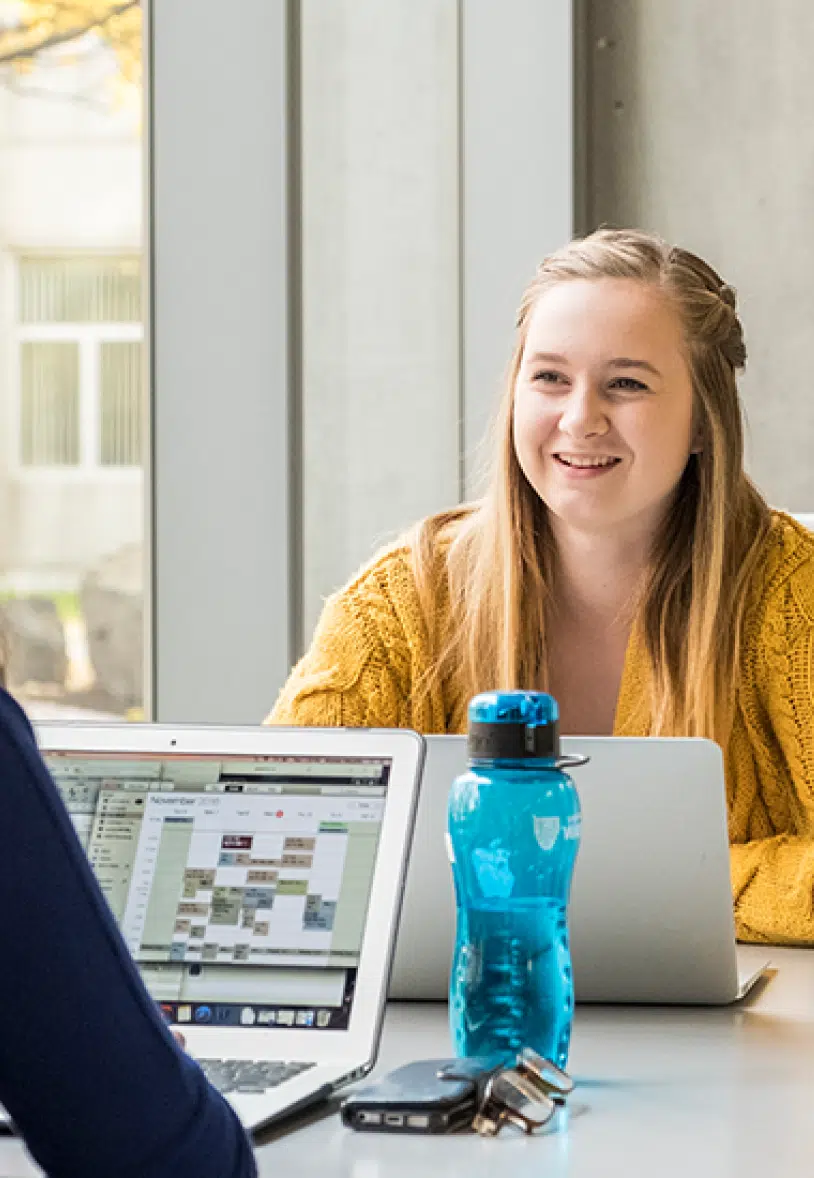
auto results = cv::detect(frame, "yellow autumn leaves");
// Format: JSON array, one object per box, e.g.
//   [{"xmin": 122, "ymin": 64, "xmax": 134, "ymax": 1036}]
[{"xmin": 0, "ymin": 2, "xmax": 140, "ymax": 85}]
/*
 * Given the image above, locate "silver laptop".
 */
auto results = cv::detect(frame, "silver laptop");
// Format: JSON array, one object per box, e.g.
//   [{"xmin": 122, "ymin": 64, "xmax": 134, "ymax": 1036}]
[
  {"xmin": 390, "ymin": 734, "xmax": 768, "ymax": 1005},
  {"xmin": 34, "ymin": 722, "xmax": 424, "ymax": 1133}
]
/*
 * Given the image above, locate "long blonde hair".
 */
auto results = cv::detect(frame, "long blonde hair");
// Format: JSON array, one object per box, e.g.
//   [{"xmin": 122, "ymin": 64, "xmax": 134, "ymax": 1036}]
[{"xmin": 411, "ymin": 228, "xmax": 772, "ymax": 741}]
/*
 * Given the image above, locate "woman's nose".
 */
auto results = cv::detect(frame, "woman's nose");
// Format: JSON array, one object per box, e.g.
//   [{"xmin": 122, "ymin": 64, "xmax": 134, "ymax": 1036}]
[{"xmin": 558, "ymin": 386, "xmax": 609, "ymax": 439}]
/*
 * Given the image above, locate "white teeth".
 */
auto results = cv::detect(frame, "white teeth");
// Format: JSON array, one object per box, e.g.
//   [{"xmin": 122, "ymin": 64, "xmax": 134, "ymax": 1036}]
[{"xmin": 556, "ymin": 454, "xmax": 619, "ymax": 469}]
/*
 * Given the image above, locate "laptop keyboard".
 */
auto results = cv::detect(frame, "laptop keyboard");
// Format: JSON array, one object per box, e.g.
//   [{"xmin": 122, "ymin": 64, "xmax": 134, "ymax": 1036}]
[{"xmin": 198, "ymin": 1058, "xmax": 315, "ymax": 1095}]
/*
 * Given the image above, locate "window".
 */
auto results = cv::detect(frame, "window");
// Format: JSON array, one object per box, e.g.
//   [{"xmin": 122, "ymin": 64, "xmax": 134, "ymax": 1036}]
[
  {"xmin": 0, "ymin": 2, "xmax": 146, "ymax": 722},
  {"xmin": 17, "ymin": 255, "xmax": 143, "ymax": 469}
]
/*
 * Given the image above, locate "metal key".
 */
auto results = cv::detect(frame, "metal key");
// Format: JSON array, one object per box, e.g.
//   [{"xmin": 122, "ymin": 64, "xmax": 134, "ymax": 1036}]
[
  {"xmin": 515, "ymin": 1048, "xmax": 574, "ymax": 1101},
  {"xmin": 471, "ymin": 1050, "xmax": 573, "ymax": 1137}
]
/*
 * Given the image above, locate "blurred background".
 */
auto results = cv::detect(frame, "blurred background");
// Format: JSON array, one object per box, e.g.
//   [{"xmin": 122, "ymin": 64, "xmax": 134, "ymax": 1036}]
[{"xmin": 0, "ymin": 1, "xmax": 809, "ymax": 723}]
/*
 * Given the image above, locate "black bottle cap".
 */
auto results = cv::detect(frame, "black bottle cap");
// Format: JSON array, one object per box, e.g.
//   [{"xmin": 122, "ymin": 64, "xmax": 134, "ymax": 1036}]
[{"xmin": 467, "ymin": 717, "xmax": 560, "ymax": 761}]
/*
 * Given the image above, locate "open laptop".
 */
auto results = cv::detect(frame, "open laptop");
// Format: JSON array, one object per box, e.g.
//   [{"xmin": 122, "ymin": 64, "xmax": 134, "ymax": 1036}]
[
  {"xmin": 33, "ymin": 721, "xmax": 424, "ymax": 1133},
  {"xmin": 390, "ymin": 734, "xmax": 768, "ymax": 1005}
]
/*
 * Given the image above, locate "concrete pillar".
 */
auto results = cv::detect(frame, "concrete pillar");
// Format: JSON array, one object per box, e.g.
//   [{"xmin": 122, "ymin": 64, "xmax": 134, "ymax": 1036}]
[{"xmin": 300, "ymin": 0, "xmax": 460, "ymax": 635}]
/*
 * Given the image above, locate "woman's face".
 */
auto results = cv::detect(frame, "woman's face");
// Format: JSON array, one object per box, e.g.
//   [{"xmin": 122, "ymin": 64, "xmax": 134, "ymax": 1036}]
[{"xmin": 513, "ymin": 278, "xmax": 697, "ymax": 540}]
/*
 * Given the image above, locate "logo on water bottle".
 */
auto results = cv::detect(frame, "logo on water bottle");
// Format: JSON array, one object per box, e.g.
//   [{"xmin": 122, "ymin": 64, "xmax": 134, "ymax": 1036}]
[
  {"xmin": 472, "ymin": 843, "xmax": 515, "ymax": 898},
  {"xmin": 533, "ymin": 815, "xmax": 560, "ymax": 851}
]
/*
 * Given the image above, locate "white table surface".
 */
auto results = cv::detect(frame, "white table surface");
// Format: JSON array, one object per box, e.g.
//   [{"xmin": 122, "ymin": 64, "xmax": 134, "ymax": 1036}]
[{"xmin": 2, "ymin": 947, "xmax": 813, "ymax": 1177}]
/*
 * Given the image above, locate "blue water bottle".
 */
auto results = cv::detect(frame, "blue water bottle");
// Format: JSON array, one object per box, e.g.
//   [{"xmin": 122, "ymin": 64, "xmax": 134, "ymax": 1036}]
[{"xmin": 447, "ymin": 691, "xmax": 583, "ymax": 1069}]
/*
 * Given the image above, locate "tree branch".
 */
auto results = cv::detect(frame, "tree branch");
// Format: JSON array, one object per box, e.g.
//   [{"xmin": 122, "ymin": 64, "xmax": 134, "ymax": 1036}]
[{"xmin": 0, "ymin": 2, "xmax": 139, "ymax": 67}]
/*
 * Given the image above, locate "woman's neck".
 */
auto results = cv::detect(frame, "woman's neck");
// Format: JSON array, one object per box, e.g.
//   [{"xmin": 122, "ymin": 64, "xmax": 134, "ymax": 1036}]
[{"xmin": 548, "ymin": 518, "xmax": 651, "ymax": 627}]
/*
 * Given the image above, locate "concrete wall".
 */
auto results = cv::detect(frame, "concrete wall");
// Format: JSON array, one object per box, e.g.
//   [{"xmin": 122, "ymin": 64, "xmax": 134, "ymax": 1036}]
[
  {"xmin": 300, "ymin": 0, "xmax": 460, "ymax": 636},
  {"xmin": 582, "ymin": 0, "xmax": 814, "ymax": 512}
]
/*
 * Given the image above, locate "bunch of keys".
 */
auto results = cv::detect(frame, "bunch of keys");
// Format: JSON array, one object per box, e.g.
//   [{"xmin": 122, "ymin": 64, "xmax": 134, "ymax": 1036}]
[{"xmin": 471, "ymin": 1048, "xmax": 574, "ymax": 1136}]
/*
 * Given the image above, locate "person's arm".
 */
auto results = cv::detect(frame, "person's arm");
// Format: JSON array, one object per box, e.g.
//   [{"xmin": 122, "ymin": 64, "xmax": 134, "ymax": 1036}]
[
  {"xmin": 730, "ymin": 570, "xmax": 814, "ymax": 943},
  {"xmin": 0, "ymin": 688, "xmax": 256, "ymax": 1178},
  {"xmin": 268, "ymin": 546, "xmax": 442, "ymax": 731}
]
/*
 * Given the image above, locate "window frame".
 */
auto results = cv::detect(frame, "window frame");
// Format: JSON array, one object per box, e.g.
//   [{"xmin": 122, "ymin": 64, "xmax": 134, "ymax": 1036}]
[{"xmin": 147, "ymin": 0, "xmax": 295, "ymax": 724}]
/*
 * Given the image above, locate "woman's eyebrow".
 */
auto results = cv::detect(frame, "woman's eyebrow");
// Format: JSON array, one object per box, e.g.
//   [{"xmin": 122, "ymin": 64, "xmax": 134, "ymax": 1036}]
[
  {"xmin": 608, "ymin": 357, "xmax": 663, "ymax": 377},
  {"xmin": 524, "ymin": 352, "xmax": 663, "ymax": 379},
  {"xmin": 525, "ymin": 352, "xmax": 569, "ymax": 365}
]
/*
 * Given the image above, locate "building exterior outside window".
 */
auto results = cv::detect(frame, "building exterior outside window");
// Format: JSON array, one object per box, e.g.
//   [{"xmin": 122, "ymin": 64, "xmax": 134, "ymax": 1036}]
[{"xmin": 18, "ymin": 255, "xmax": 142, "ymax": 470}]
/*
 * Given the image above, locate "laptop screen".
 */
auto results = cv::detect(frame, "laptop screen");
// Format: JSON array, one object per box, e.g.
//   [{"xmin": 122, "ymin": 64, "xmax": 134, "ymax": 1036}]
[{"xmin": 45, "ymin": 749, "xmax": 391, "ymax": 1033}]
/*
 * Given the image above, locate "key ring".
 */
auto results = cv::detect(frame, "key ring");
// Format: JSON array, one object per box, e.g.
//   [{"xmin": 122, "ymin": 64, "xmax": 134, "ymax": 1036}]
[{"xmin": 471, "ymin": 1048, "xmax": 573, "ymax": 1137}]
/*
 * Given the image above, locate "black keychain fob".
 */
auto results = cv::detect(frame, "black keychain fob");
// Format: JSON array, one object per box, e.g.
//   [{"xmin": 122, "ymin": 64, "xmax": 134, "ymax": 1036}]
[{"xmin": 341, "ymin": 1058, "xmax": 491, "ymax": 1134}]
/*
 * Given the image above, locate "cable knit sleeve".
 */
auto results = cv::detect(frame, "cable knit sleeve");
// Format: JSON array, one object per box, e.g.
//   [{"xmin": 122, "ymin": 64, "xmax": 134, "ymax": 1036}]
[
  {"xmin": 265, "ymin": 544, "xmax": 447, "ymax": 732},
  {"xmin": 730, "ymin": 547, "xmax": 814, "ymax": 944}
]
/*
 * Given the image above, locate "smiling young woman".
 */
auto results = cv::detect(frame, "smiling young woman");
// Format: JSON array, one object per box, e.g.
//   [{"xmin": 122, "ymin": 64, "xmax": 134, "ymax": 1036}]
[{"xmin": 268, "ymin": 227, "xmax": 814, "ymax": 946}]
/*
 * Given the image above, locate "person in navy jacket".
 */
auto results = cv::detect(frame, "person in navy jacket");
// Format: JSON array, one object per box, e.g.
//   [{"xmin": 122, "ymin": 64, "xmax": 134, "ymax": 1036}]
[{"xmin": 0, "ymin": 687, "xmax": 257, "ymax": 1178}]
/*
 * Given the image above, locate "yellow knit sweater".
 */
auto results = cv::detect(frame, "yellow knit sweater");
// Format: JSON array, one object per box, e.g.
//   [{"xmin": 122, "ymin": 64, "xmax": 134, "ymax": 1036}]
[{"xmin": 269, "ymin": 510, "xmax": 814, "ymax": 946}]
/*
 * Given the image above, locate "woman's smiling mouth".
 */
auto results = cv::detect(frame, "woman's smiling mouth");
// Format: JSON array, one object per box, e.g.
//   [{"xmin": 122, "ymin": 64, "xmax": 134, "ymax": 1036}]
[{"xmin": 553, "ymin": 452, "xmax": 622, "ymax": 475}]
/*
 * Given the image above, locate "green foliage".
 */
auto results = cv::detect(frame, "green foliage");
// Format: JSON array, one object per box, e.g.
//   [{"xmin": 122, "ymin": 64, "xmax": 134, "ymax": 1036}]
[{"xmin": 0, "ymin": 589, "xmax": 81, "ymax": 622}]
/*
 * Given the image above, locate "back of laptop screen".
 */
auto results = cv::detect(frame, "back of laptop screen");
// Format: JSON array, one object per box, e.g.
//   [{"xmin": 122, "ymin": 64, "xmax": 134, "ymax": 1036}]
[{"xmin": 45, "ymin": 749, "xmax": 391, "ymax": 1034}]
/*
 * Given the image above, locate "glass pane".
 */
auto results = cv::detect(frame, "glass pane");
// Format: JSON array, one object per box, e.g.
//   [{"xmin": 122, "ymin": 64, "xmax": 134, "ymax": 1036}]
[
  {"xmin": 0, "ymin": 2, "xmax": 146, "ymax": 721},
  {"xmin": 100, "ymin": 341, "xmax": 142, "ymax": 465},
  {"xmin": 20, "ymin": 341, "xmax": 80, "ymax": 465},
  {"xmin": 19, "ymin": 255, "xmax": 142, "ymax": 323}
]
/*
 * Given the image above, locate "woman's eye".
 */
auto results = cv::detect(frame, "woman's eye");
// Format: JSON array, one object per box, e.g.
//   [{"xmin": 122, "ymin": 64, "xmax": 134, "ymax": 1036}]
[
  {"xmin": 532, "ymin": 370, "xmax": 566, "ymax": 385},
  {"xmin": 609, "ymin": 376, "xmax": 648, "ymax": 392}
]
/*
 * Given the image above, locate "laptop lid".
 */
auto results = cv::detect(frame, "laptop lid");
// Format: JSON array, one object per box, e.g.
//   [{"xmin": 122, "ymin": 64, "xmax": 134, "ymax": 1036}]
[
  {"xmin": 392, "ymin": 733, "xmax": 754, "ymax": 1005},
  {"xmin": 35, "ymin": 722, "xmax": 424, "ymax": 1065}
]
